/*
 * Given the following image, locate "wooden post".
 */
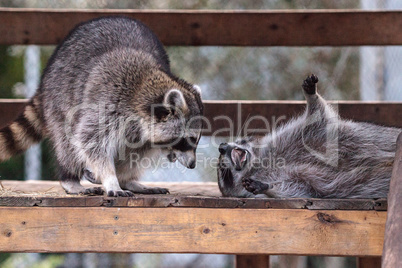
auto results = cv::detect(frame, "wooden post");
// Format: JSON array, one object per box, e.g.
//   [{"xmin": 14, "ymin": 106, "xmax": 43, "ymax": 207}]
[
  {"xmin": 382, "ymin": 132, "xmax": 402, "ymax": 267},
  {"xmin": 236, "ymin": 255, "xmax": 269, "ymax": 268},
  {"xmin": 357, "ymin": 257, "xmax": 381, "ymax": 268}
]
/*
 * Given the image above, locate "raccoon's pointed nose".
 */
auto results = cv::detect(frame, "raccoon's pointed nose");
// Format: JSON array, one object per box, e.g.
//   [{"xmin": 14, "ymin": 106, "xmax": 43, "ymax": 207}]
[
  {"xmin": 188, "ymin": 160, "xmax": 196, "ymax": 169},
  {"xmin": 219, "ymin": 143, "xmax": 228, "ymax": 154}
]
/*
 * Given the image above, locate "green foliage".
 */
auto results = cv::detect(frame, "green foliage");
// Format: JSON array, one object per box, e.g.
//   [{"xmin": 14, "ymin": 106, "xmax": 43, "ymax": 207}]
[
  {"xmin": 0, "ymin": 46, "xmax": 24, "ymax": 98},
  {"xmin": 1, "ymin": 254, "xmax": 64, "ymax": 268}
]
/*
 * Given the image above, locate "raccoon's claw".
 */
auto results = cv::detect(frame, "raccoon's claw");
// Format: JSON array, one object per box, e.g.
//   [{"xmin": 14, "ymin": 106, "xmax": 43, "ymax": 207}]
[
  {"xmin": 242, "ymin": 178, "xmax": 271, "ymax": 195},
  {"xmin": 107, "ymin": 190, "xmax": 135, "ymax": 197},
  {"xmin": 84, "ymin": 187, "xmax": 105, "ymax": 195},
  {"xmin": 302, "ymin": 74, "xmax": 319, "ymax": 95}
]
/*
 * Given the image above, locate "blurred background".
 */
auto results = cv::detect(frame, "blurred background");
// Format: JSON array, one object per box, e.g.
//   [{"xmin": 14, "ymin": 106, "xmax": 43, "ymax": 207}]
[{"xmin": 0, "ymin": 0, "xmax": 401, "ymax": 267}]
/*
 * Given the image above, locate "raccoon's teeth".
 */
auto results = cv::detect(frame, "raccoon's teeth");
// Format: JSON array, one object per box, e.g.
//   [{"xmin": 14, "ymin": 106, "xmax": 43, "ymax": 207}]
[{"xmin": 231, "ymin": 148, "xmax": 248, "ymax": 170}]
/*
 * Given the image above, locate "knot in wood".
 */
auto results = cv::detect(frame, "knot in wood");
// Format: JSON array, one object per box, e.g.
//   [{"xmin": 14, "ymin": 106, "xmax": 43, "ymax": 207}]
[
  {"xmin": 203, "ymin": 228, "xmax": 210, "ymax": 234},
  {"xmin": 317, "ymin": 212, "xmax": 336, "ymax": 224},
  {"xmin": 4, "ymin": 230, "xmax": 12, "ymax": 237}
]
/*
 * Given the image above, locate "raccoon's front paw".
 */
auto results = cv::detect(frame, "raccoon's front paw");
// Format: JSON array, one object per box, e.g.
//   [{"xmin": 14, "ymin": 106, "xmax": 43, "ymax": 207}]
[
  {"xmin": 84, "ymin": 187, "xmax": 105, "ymax": 195},
  {"xmin": 242, "ymin": 177, "xmax": 271, "ymax": 195},
  {"xmin": 143, "ymin": 187, "xmax": 170, "ymax": 195},
  {"xmin": 302, "ymin": 74, "xmax": 319, "ymax": 95},
  {"xmin": 107, "ymin": 190, "xmax": 135, "ymax": 197}
]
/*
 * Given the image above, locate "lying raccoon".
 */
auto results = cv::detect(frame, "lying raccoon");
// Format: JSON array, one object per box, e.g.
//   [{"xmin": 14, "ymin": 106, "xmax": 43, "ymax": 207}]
[
  {"xmin": 218, "ymin": 74, "xmax": 400, "ymax": 198},
  {"xmin": 0, "ymin": 17, "xmax": 203, "ymax": 196}
]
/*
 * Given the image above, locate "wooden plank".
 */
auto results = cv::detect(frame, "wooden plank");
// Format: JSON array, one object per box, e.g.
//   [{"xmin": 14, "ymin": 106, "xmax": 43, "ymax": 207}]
[
  {"xmin": 382, "ymin": 132, "xmax": 402, "ymax": 268},
  {"xmin": 236, "ymin": 255, "xmax": 269, "ymax": 268},
  {"xmin": 1, "ymin": 8, "xmax": 402, "ymax": 46},
  {"xmin": 357, "ymin": 257, "xmax": 382, "ymax": 268},
  {"xmin": 0, "ymin": 99, "xmax": 27, "ymax": 129},
  {"xmin": 0, "ymin": 207, "xmax": 386, "ymax": 256},
  {"xmin": 0, "ymin": 100, "xmax": 401, "ymax": 134},
  {"xmin": 203, "ymin": 101, "xmax": 402, "ymax": 136},
  {"xmin": 0, "ymin": 180, "xmax": 387, "ymax": 210}
]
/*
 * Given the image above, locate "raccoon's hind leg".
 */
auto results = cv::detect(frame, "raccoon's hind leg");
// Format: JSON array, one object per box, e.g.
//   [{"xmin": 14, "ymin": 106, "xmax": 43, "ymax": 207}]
[
  {"xmin": 302, "ymin": 74, "xmax": 338, "ymax": 121},
  {"xmin": 120, "ymin": 180, "xmax": 169, "ymax": 195},
  {"xmin": 59, "ymin": 167, "xmax": 104, "ymax": 195}
]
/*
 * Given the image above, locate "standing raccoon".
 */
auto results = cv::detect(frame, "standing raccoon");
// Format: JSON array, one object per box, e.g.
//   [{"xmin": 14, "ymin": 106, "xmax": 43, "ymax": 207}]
[
  {"xmin": 218, "ymin": 74, "xmax": 400, "ymax": 198},
  {"xmin": 0, "ymin": 17, "xmax": 203, "ymax": 196}
]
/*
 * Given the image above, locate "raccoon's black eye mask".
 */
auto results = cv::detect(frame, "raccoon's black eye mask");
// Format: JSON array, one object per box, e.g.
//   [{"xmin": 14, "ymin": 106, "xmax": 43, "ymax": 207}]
[{"xmin": 154, "ymin": 137, "xmax": 197, "ymax": 151}]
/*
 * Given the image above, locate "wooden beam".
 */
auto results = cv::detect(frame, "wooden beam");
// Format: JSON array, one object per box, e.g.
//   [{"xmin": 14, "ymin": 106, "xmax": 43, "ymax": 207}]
[
  {"xmin": 1, "ymin": 8, "xmax": 402, "ymax": 46},
  {"xmin": 382, "ymin": 132, "xmax": 402, "ymax": 267},
  {"xmin": 0, "ymin": 207, "xmax": 386, "ymax": 256},
  {"xmin": 236, "ymin": 255, "xmax": 269, "ymax": 268},
  {"xmin": 357, "ymin": 257, "xmax": 382, "ymax": 268},
  {"xmin": 203, "ymin": 101, "xmax": 402, "ymax": 136},
  {"xmin": 0, "ymin": 99, "xmax": 26, "ymax": 130},
  {"xmin": 0, "ymin": 100, "xmax": 401, "ymax": 134},
  {"xmin": 0, "ymin": 180, "xmax": 388, "ymax": 211}
]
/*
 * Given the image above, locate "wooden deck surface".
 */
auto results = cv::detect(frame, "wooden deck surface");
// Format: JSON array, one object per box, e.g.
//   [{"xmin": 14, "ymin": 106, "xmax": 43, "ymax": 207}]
[{"xmin": 0, "ymin": 180, "xmax": 387, "ymax": 210}]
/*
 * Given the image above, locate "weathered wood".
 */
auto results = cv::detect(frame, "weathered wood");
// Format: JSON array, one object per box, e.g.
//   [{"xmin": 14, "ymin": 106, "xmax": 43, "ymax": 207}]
[
  {"xmin": 0, "ymin": 100, "xmax": 401, "ymax": 134},
  {"xmin": 357, "ymin": 257, "xmax": 382, "ymax": 268},
  {"xmin": 1, "ymin": 9, "xmax": 402, "ymax": 46},
  {"xmin": 0, "ymin": 207, "xmax": 386, "ymax": 255},
  {"xmin": 0, "ymin": 180, "xmax": 387, "ymax": 210},
  {"xmin": 0, "ymin": 99, "xmax": 27, "ymax": 129},
  {"xmin": 236, "ymin": 255, "xmax": 269, "ymax": 268},
  {"xmin": 382, "ymin": 132, "xmax": 402, "ymax": 268}
]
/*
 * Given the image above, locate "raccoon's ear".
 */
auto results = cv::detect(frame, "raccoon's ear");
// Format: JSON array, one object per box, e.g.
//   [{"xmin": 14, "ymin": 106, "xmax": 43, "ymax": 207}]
[
  {"xmin": 164, "ymin": 89, "xmax": 188, "ymax": 113},
  {"xmin": 194, "ymin": 85, "xmax": 202, "ymax": 97}
]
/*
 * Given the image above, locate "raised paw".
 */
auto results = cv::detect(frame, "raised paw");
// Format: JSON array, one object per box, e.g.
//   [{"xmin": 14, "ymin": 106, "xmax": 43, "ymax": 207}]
[
  {"xmin": 84, "ymin": 187, "xmax": 104, "ymax": 196},
  {"xmin": 107, "ymin": 190, "xmax": 135, "ymax": 197},
  {"xmin": 242, "ymin": 177, "xmax": 271, "ymax": 195},
  {"xmin": 302, "ymin": 74, "xmax": 319, "ymax": 95}
]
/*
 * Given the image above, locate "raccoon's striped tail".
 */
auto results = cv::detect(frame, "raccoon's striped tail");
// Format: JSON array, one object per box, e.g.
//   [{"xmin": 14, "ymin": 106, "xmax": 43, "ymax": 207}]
[{"xmin": 0, "ymin": 97, "xmax": 43, "ymax": 161}]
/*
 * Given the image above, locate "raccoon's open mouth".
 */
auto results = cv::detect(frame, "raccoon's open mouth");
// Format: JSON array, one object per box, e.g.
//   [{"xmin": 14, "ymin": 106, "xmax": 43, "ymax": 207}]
[{"xmin": 231, "ymin": 148, "xmax": 248, "ymax": 171}]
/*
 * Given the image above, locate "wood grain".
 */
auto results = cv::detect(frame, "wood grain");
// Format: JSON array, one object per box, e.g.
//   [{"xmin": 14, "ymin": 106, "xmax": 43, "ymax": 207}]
[
  {"xmin": 382, "ymin": 132, "xmax": 402, "ymax": 268},
  {"xmin": 358, "ymin": 257, "xmax": 382, "ymax": 268},
  {"xmin": 0, "ymin": 100, "xmax": 401, "ymax": 134},
  {"xmin": 0, "ymin": 207, "xmax": 386, "ymax": 256},
  {"xmin": 236, "ymin": 255, "xmax": 269, "ymax": 268},
  {"xmin": 0, "ymin": 180, "xmax": 387, "ymax": 210},
  {"xmin": 1, "ymin": 8, "xmax": 402, "ymax": 46}
]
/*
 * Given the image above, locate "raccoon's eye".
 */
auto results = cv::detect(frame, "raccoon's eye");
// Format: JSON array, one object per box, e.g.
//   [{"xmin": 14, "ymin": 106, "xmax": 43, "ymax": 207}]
[
  {"xmin": 172, "ymin": 137, "xmax": 196, "ymax": 151},
  {"xmin": 240, "ymin": 139, "xmax": 247, "ymax": 145},
  {"xmin": 189, "ymin": 137, "xmax": 197, "ymax": 145}
]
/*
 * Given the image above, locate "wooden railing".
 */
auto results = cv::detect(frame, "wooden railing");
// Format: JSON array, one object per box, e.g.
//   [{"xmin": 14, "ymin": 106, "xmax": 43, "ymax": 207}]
[
  {"xmin": 1, "ymin": 8, "xmax": 402, "ymax": 46},
  {"xmin": 0, "ymin": 8, "xmax": 401, "ymax": 268}
]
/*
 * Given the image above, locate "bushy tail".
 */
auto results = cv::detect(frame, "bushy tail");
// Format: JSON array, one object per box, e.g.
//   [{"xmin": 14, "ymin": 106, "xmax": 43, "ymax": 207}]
[{"xmin": 0, "ymin": 96, "xmax": 43, "ymax": 161}]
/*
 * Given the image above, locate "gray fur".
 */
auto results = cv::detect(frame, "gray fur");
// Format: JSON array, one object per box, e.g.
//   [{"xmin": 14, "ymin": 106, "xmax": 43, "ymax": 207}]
[
  {"xmin": 3, "ymin": 17, "xmax": 203, "ymax": 196},
  {"xmin": 218, "ymin": 74, "xmax": 400, "ymax": 199}
]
